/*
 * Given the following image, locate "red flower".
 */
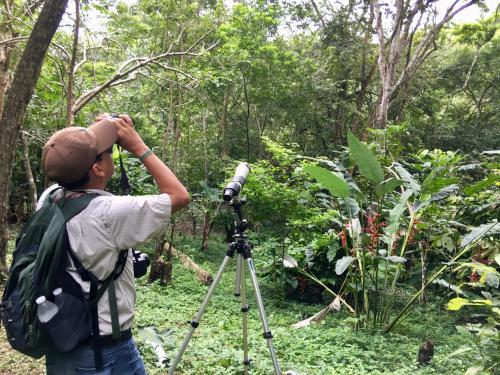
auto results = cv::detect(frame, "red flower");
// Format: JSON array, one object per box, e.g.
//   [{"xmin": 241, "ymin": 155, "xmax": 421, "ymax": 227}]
[
  {"xmin": 469, "ymin": 271, "xmax": 480, "ymax": 283},
  {"xmin": 364, "ymin": 212, "xmax": 384, "ymax": 254},
  {"xmin": 341, "ymin": 227, "xmax": 347, "ymax": 248}
]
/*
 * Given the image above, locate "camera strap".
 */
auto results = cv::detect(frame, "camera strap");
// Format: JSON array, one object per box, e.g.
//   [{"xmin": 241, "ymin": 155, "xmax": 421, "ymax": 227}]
[{"xmin": 118, "ymin": 148, "xmax": 131, "ymax": 195}]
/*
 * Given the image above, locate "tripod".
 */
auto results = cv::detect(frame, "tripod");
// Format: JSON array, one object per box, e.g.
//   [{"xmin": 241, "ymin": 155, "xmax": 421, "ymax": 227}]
[{"xmin": 168, "ymin": 198, "xmax": 281, "ymax": 374}]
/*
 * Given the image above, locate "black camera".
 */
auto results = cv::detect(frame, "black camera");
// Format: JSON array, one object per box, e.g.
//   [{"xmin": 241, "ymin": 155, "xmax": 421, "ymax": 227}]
[{"xmin": 132, "ymin": 249, "xmax": 150, "ymax": 278}]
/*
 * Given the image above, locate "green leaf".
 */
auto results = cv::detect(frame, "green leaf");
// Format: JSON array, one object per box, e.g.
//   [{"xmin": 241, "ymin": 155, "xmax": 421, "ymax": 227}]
[
  {"xmin": 333, "ymin": 161, "xmax": 362, "ymax": 194},
  {"xmin": 347, "ymin": 131, "xmax": 384, "ymax": 184},
  {"xmin": 461, "ymin": 222, "xmax": 499, "ymax": 248},
  {"xmin": 447, "ymin": 297, "xmax": 468, "ymax": 311},
  {"xmin": 283, "ymin": 255, "xmax": 298, "ymax": 269},
  {"xmin": 429, "ymin": 184, "xmax": 459, "ymax": 202},
  {"xmin": 414, "ymin": 184, "xmax": 459, "ymax": 212},
  {"xmin": 433, "ymin": 279, "xmax": 463, "ymax": 295},
  {"xmin": 346, "ymin": 198, "xmax": 360, "ymax": 217},
  {"xmin": 464, "ymin": 174, "xmax": 499, "ymax": 196},
  {"xmin": 483, "ymin": 272, "xmax": 499, "ymax": 288},
  {"xmin": 393, "ymin": 163, "xmax": 420, "ymax": 193},
  {"xmin": 335, "ymin": 256, "xmax": 355, "ymax": 275},
  {"xmin": 304, "ymin": 245, "xmax": 315, "ymax": 268},
  {"xmin": 304, "ymin": 165, "xmax": 350, "ymax": 199},
  {"xmin": 422, "ymin": 174, "xmax": 457, "ymax": 195},
  {"xmin": 455, "ymin": 262, "xmax": 499, "ymax": 275},
  {"xmin": 448, "ymin": 297, "xmax": 492, "ymax": 311},
  {"xmin": 375, "ymin": 178, "xmax": 403, "ymax": 197},
  {"xmin": 436, "ymin": 346, "xmax": 473, "ymax": 364},
  {"xmin": 457, "ymin": 163, "xmax": 482, "ymax": 171},
  {"xmin": 481, "ymin": 150, "xmax": 500, "ymax": 155},
  {"xmin": 385, "ymin": 190, "xmax": 414, "ymax": 239},
  {"xmin": 464, "ymin": 367, "xmax": 486, "ymax": 375},
  {"xmin": 385, "ymin": 256, "xmax": 406, "ymax": 264}
]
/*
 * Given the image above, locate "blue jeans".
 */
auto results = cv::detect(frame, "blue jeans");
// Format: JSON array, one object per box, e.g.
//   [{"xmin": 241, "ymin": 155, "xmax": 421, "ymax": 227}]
[{"xmin": 46, "ymin": 337, "xmax": 147, "ymax": 375}]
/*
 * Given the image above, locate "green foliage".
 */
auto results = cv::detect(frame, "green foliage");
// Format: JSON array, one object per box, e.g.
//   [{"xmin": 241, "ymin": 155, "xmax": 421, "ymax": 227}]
[
  {"xmin": 5, "ymin": 3, "xmax": 500, "ymax": 373},
  {"xmin": 347, "ymin": 131, "xmax": 384, "ymax": 185},
  {"xmin": 403, "ymin": 17, "xmax": 499, "ymax": 152},
  {"xmin": 303, "ymin": 165, "xmax": 350, "ymax": 199},
  {"xmin": 132, "ymin": 236, "xmax": 484, "ymax": 375},
  {"xmin": 442, "ymin": 256, "xmax": 500, "ymax": 374}
]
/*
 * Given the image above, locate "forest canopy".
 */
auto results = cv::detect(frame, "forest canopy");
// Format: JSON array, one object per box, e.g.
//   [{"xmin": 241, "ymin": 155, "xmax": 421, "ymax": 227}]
[{"xmin": 0, "ymin": 1, "xmax": 498, "ymax": 374}]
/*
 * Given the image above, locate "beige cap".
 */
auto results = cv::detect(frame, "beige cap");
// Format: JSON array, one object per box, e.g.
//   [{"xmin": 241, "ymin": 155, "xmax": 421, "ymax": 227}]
[{"xmin": 42, "ymin": 120, "xmax": 117, "ymax": 184}]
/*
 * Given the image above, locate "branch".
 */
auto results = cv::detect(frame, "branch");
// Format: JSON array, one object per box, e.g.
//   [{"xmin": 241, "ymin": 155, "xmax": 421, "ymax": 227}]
[
  {"xmin": 72, "ymin": 33, "xmax": 218, "ymax": 114},
  {"xmin": 166, "ymin": 27, "xmax": 186, "ymax": 54},
  {"xmin": 21, "ymin": 130, "xmax": 44, "ymax": 144},
  {"xmin": 310, "ymin": 0, "xmax": 326, "ymax": 28},
  {"xmin": 151, "ymin": 61, "xmax": 199, "ymax": 84},
  {"xmin": 107, "ymin": 74, "xmax": 138, "ymax": 88},
  {"xmin": 74, "ymin": 45, "xmax": 102, "ymax": 73},
  {"xmin": 185, "ymin": 27, "xmax": 216, "ymax": 54},
  {"xmin": 391, "ymin": 0, "xmax": 478, "ymax": 99},
  {"xmin": 0, "ymin": 7, "xmax": 35, "ymax": 30},
  {"xmin": 0, "ymin": 36, "xmax": 29, "ymax": 46},
  {"xmin": 373, "ymin": 0, "xmax": 388, "ymax": 92}
]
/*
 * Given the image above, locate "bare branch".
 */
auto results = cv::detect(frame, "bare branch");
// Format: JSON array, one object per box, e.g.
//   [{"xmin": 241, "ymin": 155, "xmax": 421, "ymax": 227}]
[
  {"xmin": 72, "ymin": 31, "xmax": 218, "ymax": 114},
  {"xmin": 185, "ymin": 27, "xmax": 216, "ymax": 53},
  {"xmin": 151, "ymin": 61, "xmax": 199, "ymax": 84},
  {"xmin": 166, "ymin": 27, "xmax": 186, "ymax": 54},
  {"xmin": 108, "ymin": 74, "xmax": 137, "ymax": 88},
  {"xmin": 74, "ymin": 45, "xmax": 102, "ymax": 73},
  {"xmin": 0, "ymin": 36, "xmax": 29, "ymax": 46},
  {"xmin": 371, "ymin": 0, "xmax": 479, "ymax": 128},
  {"xmin": 310, "ymin": 0, "xmax": 326, "ymax": 28}
]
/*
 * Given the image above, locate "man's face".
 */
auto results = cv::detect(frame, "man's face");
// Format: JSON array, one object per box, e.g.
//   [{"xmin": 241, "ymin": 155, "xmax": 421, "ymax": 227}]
[{"xmin": 97, "ymin": 147, "xmax": 115, "ymax": 183}]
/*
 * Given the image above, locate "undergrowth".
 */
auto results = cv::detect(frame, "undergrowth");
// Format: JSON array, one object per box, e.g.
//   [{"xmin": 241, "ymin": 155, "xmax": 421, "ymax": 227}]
[
  {"xmin": 134, "ymin": 236, "xmax": 478, "ymax": 375},
  {"xmin": 0, "ymin": 235, "xmax": 479, "ymax": 374}
]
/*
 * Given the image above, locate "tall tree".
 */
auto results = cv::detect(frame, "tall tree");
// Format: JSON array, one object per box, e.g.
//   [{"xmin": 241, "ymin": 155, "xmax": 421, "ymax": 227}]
[
  {"xmin": 371, "ymin": 0, "xmax": 479, "ymax": 129},
  {"xmin": 0, "ymin": 0, "xmax": 69, "ymax": 278}
]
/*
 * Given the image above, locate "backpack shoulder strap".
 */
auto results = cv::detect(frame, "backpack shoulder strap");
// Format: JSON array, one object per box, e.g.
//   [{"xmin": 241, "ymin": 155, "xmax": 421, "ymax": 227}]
[
  {"xmin": 34, "ymin": 193, "xmax": 98, "ymax": 296},
  {"xmin": 58, "ymin": 193, "xmax": 99, "ymax": 221}
]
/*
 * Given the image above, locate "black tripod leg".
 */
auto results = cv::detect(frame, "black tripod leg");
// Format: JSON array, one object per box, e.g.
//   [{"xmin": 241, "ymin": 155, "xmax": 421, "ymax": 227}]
[
  {"xmin": 245, "ymin": 257, "xmax": 281, "ymax": 374},
  {"xmin": 168, "ymin": 255, "xmax": 233, "ymax": 375}
]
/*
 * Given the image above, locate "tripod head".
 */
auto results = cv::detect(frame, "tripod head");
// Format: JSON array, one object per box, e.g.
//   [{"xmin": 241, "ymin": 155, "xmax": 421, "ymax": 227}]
[
  {"xmin": 226, "ymin": 197, "xmax": 253, "ymax": 258},
  {"xmin": 229, "ymin": 197, "xmax": 248, "ymax": 234}
]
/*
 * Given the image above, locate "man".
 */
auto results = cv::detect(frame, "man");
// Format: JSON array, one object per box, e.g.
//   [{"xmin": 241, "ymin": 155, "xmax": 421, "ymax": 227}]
[{"xmin": 39, "ymin": 114, "xmax": 189, "ymax": 374}]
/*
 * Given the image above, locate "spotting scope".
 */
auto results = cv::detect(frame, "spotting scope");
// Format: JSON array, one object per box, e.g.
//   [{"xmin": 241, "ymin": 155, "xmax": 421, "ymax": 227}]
[{"xmin": 222, "ymin": 163, "xmax": 250, "ymax": 202}]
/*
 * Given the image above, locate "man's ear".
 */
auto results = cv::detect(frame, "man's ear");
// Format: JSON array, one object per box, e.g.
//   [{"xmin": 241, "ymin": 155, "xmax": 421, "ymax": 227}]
[{"xmin": 90, "ymin": 161, "xmax": 105, "ymax": 177}]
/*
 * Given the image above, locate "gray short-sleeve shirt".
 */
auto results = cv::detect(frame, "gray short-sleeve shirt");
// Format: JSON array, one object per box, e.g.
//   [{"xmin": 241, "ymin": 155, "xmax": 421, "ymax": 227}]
[{"xmin": 37, "ymin": 185, "xmax": 172, "ymax": 335}]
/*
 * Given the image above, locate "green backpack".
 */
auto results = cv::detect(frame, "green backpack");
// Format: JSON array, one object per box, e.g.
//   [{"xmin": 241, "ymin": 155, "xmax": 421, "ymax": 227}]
[{"xmin": 1, "ymin": 189, "xmax": 126, "ymax": 362}]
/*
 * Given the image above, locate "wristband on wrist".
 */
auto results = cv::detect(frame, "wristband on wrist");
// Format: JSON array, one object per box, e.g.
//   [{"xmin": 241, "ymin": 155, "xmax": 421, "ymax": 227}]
[{"xmin": 139, "ymin": 149, "xmax": 154, "ymax": 162}]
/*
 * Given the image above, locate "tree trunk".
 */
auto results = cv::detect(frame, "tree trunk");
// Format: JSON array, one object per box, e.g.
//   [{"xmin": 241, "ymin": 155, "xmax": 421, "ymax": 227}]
[
  {"xmin": 0, "ymin": 1, "xmax": 16, "ymax": 118},
  {"xmin": 241, "ymin": 67, "xmax": 251, "ymax": 161},
  {"xmin": 0, "ymin": 0, "xmax": 69, "ymax": 279},
  {"xmin": 200, "ymin": 210, "xmax": 210, "ymax": 251},
  {"xmin": 163, "ymin": 83, "xmax": 175, "ymax": 160},
  {"xmin": 161, "ymin": 223, "xmax": 175, "ymax": 285},
  {"xmin": 20, "ymin": 132, "xmax": 37, "ymax": 215},
  {"xmin": 169, "ymin": 245, "xmax": 212, "ymax": 285},
  {"xmin": 191, "ymin": 207, "xmax": 197, "ymax": 236},
  {"xmin": 149, "ymin": 231, "xmax": 168, "ymax": 283},
  {"xmin": 221, "ymin": 90, "xmax": 230, "ymax": 157},
  {"xmin": 369, "ymin": 0, "xmax": 477, "ymax": 129},
  {"xmin": 65, "ymin": 0, "xmax": 80, "ymax": 126}
]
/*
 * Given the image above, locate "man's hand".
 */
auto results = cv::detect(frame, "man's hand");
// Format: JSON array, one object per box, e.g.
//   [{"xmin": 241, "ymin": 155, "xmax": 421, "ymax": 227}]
[{"xmin": 94, "ymin": 113, "xmax": 148, "ymax": 157}]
